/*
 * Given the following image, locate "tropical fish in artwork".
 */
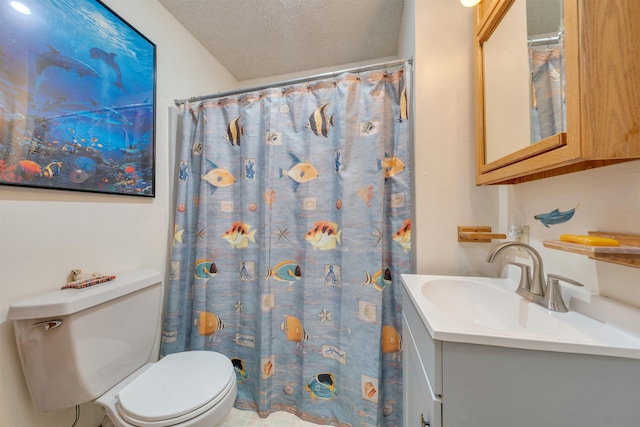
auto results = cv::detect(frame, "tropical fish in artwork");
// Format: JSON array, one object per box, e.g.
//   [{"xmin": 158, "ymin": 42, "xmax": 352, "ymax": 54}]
[
  {"xmin": 194, "ymin": 258, "xmax": 218, "ymax": 280},
  {"xmin": 194, "ymin": 311, "xmax": 224, "ymax": 336},
  {"xmin": 534, "ymin": 206, "xmax": 577, "ymax": 228},
  {"xmin": 18, "ymin": 160, "xmax": 42, "ymax": 178},
  {"xmin": 43, "ymin": 161, "xmax": 62, "ymax": 178},
  {"xmin": 307, "ymin": 103, "xmax": 334, "ymax": 138},
  {"xmin": 231, "ymin": 358, "xmax": 248, "ymax": 383},
  {"xmin": 221, "ymin": 222, "xmax": 257, "ymax": 248},
  {"xmin": 279, "ymin": 153, "xmax": 319, "ymax": 191},
  {"xmin": 305, "ymin": 221, "xmax": 342, "ymax": 250},
  {"xmin": 393, "ymin": 218, "xmax": 411, "ymax": 252},
  {"xmin": 378, "ymin": 155, "xmax": 405, "ymax": 179},
  {"xmin": 224, "ymin": 116, "xmax": 243, "ymax": 146},
  {"xmin": 361, "ymin": 268, "xmax": 392, "ymax": 292},
  {"xmin": 35, "ymin": 45, "xmax": 99, "ymax": 78},
  {"xmin": 399, "ymin": 86, "xmax": 408, "ymax": 122},
  {"xmin": 381, "ymin": 325, "xmax": 402, "ymax": 354},
  {"xmin": 265, "ymin": 260, "xmax": 302, "ymax": 284},
  {"xmin": 90, "ymin": 47, "xmax": 124, "ymax": 90},
  {"xmin": 99, "ymin": 105, "xmax": 133, "ymax": 126},
  {"xmin": 201, "ymin": 160, "xmax": 235, "ymax": 194},
  {"xmin": 280, "ymin": 315, "xmax": 309, "ymax": 343},
  {"xmin": 305, "ymin": 373, "xmax": 339, "ymax": 401}
]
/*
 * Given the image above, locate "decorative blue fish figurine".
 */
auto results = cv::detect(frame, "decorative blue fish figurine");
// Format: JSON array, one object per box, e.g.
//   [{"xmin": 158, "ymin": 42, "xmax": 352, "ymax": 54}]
[{"xmin": 534, "ymin": 207, "xmax": 576, "ymax": 228}]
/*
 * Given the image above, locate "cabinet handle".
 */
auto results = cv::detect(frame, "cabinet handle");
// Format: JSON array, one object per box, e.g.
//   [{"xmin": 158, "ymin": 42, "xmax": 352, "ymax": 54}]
[{"xmin": 420, "ymin": 413, "xmax": 430, "ymax": 426}]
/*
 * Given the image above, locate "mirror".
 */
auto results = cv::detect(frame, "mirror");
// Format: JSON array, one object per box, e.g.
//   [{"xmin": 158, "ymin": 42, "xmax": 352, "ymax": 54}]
[{"xmin": 482, "ymin": 0, "xmax": 564, "ymax": 165}]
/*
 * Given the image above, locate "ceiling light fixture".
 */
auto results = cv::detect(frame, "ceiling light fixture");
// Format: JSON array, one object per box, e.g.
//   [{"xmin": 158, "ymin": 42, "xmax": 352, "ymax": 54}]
[
  {"xmin": 461, "ymin": 0, "xmax": 481, "ymax": 7},
  {"xmin": 10, "ymin": 1, "xmax": 31, "ymax": 15}
]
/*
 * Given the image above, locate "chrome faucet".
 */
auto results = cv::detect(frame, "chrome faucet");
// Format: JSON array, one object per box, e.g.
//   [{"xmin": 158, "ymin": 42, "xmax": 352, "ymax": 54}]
[
  {"xmin": 486, "ymin": 242, "xmax": 583, "ymax": 313},
  {"xmin": 486, "ymin": 242, "xmax": 546, "ymax": 296}
]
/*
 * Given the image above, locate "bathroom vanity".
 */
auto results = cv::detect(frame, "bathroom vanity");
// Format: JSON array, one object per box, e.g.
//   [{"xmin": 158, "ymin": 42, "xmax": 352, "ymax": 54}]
[{"xmin": 401, "ymin": 274, "xmax": 640, "ymax": 427}]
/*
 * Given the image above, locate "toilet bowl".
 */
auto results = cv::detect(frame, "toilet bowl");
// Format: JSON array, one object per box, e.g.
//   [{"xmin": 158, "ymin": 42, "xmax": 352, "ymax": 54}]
[
  {"xmin": 97, "ymin": 351, "xmax": 237, "ymax": 427},
  {"xmin": 6, "ymin": 269, "xmax": 237, "ymax": 426}
]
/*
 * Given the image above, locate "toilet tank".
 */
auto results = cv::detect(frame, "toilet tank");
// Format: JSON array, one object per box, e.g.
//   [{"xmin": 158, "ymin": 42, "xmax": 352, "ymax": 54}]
[{"xmin": 7, "ymin": 269, "xmax": 163, "ymax": 413}]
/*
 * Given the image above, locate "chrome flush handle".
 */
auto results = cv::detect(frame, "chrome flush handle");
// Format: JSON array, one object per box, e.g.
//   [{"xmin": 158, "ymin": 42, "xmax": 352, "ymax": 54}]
[{"xmin": 31, "ymin": 320, "xmax": 63, "ymax": 331}]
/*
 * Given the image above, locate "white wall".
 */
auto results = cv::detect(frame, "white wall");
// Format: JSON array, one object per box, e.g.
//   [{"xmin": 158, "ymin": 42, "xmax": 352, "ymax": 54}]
[
  {"xmin": 0, "ymin": 1, "xmax": 237, "ymax": 426},
  {"xmin": 412, "ymin": 0, "xmax": 500, "ymax": 277}
]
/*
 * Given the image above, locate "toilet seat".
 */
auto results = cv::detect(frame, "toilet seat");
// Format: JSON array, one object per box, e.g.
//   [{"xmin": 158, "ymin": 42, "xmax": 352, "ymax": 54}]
[{"xmin": 116, "ymin": 351, "xmax": 235, "ymax": 427}]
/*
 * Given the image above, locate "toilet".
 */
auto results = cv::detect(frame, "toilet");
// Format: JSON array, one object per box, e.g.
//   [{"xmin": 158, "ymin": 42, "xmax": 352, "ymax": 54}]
[{"xmin": 7, "ymin": 269, "xmax": 237, "ymax": 427}]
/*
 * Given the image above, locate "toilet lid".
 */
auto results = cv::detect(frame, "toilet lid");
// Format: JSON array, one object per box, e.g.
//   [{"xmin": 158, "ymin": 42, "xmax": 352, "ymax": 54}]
[{"xmin": 117, "ymin": 351, "xmax": 234, "ymax": 424}]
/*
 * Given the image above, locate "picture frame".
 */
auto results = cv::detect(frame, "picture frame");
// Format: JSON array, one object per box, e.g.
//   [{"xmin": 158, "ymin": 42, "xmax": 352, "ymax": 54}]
[{"xmin": 0, "ymin": 0, "xmax": 156, "ymax": 197}]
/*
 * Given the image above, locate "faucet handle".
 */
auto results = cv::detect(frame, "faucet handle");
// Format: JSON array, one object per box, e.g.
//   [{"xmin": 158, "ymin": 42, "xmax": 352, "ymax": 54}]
[
  {"xmin": 508, "ymin": 262, "xmax": 531, "ymax": 292},
  {"xmin": 547, "ymin": 274, "xmax": 584, "ymax": 288},
  {"xmin": 544, "ymin": 274, "xmax": 583, "ymax": 313}
]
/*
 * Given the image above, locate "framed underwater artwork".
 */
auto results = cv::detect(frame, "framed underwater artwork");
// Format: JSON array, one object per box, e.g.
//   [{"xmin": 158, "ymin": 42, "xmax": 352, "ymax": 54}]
[{"xmin": 0, "ymin": 0, "xmax": 156, "ymax": 196}]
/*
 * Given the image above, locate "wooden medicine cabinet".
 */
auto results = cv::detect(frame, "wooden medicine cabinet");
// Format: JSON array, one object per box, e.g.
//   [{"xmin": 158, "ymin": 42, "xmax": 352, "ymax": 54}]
[{"xmin": 474, "ymin": 0, "xmax": 640, "ymax": 185}]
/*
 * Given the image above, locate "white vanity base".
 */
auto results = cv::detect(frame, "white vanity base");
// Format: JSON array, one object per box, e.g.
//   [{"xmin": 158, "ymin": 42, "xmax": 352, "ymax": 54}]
[{"xmin": 402, "ymin": 283, "xmax": 640, "ymax": 427}]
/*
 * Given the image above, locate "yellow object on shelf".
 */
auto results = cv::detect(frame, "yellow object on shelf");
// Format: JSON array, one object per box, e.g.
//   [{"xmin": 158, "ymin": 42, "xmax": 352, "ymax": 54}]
[{"xmin": 559, "ymin": 234, "xmax": 620, "ymax": 246}]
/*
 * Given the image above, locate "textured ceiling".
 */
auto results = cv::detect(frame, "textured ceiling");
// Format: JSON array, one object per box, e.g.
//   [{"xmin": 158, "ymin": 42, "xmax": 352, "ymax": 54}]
[{"xmin": 157, "ymin": 0, "xmax": 405, "ymax": 81}]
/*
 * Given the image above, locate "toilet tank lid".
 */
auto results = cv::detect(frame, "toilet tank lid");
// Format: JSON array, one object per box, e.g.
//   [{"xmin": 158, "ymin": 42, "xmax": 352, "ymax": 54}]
[{"xmin": 7, "ymin": 269, "xmax": 162, "ymax": 320}]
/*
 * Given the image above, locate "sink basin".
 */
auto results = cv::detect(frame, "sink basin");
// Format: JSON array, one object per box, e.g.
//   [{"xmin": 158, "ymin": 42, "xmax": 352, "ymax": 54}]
[
  {"xmin": 420, "ymin": 277, "xmax": 617, "ymax": 341},
  {"xmin": 402, "ymin": 274, "xmax": 640, "ymax": 359},
  {"xmin": 422, "ymin": 278, "xmax": 561, "ymax": 334}
]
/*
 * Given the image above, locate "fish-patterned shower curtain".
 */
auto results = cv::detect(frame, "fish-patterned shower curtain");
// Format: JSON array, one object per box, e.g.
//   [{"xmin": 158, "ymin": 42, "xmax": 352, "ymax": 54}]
[
  {"xmin": 161, "ymin": 64, "xmax": 412, "ymax": 427},
  {"xmin": 529, "ymin": 45, "xmax": 565, "ymax": 143}
]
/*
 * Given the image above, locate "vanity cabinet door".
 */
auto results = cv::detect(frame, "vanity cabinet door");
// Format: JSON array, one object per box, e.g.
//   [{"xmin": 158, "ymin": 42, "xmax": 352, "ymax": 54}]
[
  {"xmin": 474, "ymin": 0, "xmax": 640, "ymax": 185},
  {"xmin": 403, "ymin": 312, "xmax": 442, "ymax": 427}
]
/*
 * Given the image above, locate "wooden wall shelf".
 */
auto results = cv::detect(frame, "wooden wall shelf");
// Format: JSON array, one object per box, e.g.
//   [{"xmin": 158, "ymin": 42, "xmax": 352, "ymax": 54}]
[
  {"xmin": 543, "ymin": 232, "xmax": 640, "ymax": 269},
  {"xmin": 458, "ymin": 226, "xmax": 506, "ymax": 243}
]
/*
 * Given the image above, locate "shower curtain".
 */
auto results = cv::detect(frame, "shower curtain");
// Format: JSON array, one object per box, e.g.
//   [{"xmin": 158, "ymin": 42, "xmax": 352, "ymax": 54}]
[
  {"xmin": 529, "ymin": 45, "xmax": 565, "ymax": 143},
  {"xmin": 161, "ymin": 64, "xmax": 412, "ymax": 427}
]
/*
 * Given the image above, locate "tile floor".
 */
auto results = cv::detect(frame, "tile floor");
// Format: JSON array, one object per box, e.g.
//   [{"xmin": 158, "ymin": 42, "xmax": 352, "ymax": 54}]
[{"xmin": 219, "ymin": 408, "xmax": 328, "ymax": 427}]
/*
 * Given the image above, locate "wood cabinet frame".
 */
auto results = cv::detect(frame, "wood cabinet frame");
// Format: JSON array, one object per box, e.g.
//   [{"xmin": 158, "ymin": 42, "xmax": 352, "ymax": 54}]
[{"xmin": 474, "ymin": 0, "xmax": 640, "ymax": 185}]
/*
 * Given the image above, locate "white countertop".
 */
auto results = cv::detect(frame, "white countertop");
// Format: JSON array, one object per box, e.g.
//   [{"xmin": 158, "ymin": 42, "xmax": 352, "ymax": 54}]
[{"xmin": 401, "ymin": 272, "xmax": 640, "ymax": 359}]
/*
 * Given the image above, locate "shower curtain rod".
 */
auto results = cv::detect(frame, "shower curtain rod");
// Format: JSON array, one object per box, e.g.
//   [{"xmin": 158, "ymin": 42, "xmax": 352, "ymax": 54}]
[
  {"xmin": 174, "ymin": 58, "xmax": 412, "ymax": 106},
  {"xmin": 528, "ymin": 34, "xmax": 561, "ymax": 47}
]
